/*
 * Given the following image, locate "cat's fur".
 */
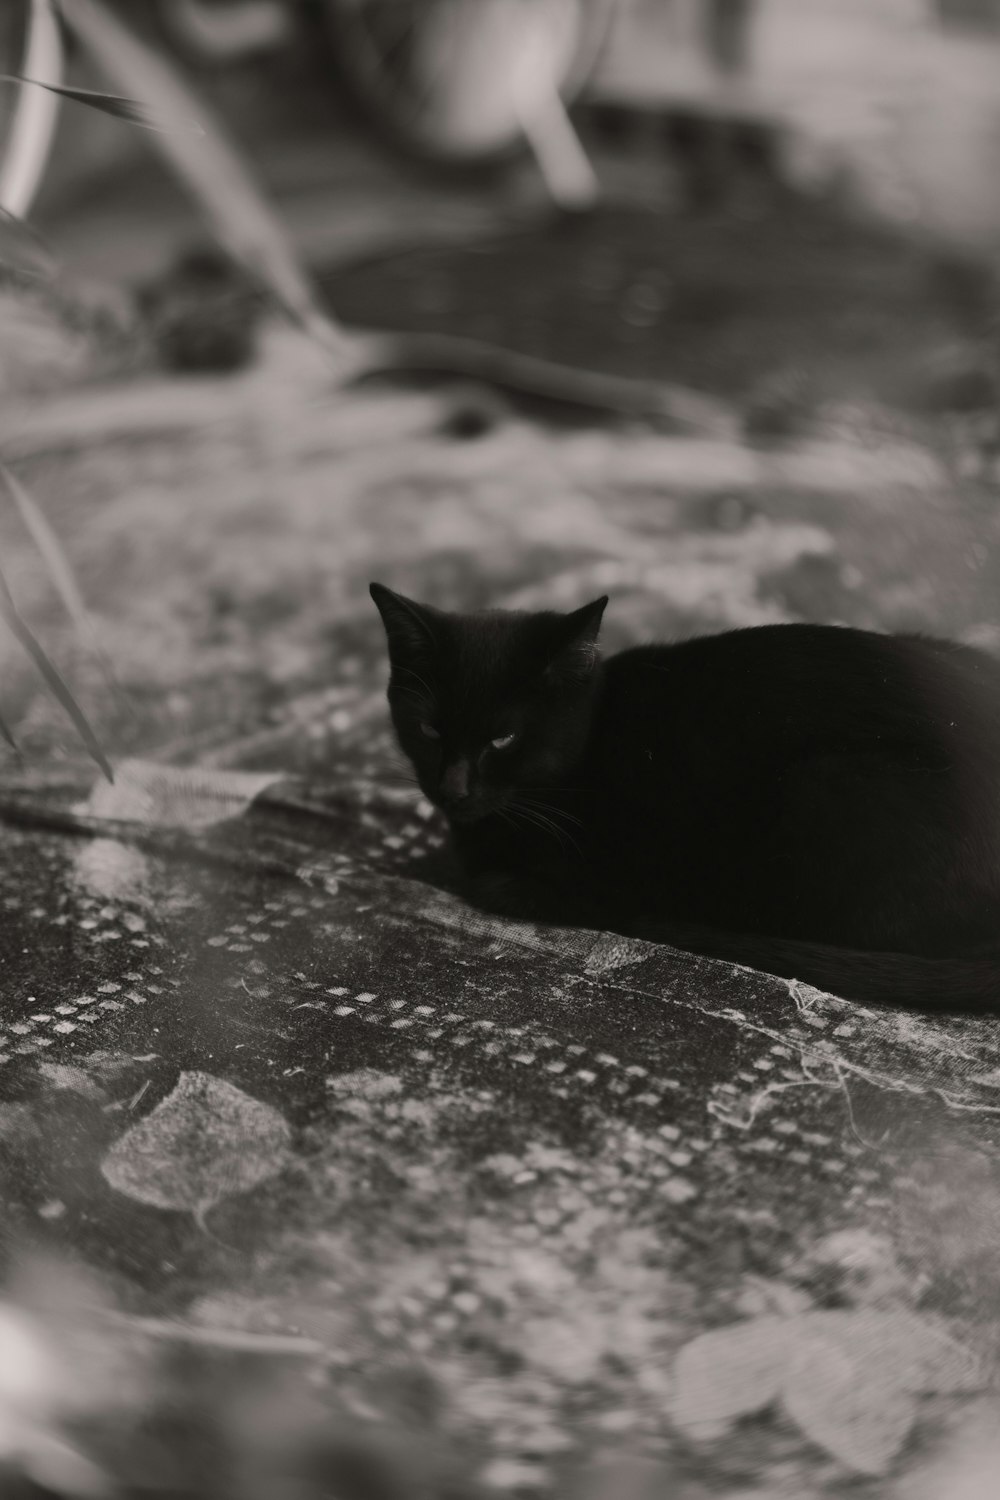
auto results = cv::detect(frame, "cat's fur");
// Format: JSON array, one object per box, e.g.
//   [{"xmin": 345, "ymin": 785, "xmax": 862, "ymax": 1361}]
[{"xmin": 371, "ymin": 581, "xmax": 1000, "ymax": 1010}]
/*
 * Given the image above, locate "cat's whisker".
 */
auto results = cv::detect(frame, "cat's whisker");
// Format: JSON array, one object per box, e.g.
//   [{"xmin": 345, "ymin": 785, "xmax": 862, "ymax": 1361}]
[
  {"xmin": 502, "ymin": 804, "xmax": 549, "ymax": 837},
  {"xmin": 499, "ymin": 803, "xmax": 562, "ymax": 853},
  {"xmin": 381, "ymin": 756, "xmax": 421, "ymax": 787},
  {"xmin": 507, "ymin": 800, "xmax": 581, "ymax": 856},
  {"xmin": 517, "ymin": 795, "xmax": 583, "ymax": 829},
  {"xmin": 517, "ymin": 808, "xmax": 562, "ymax": 839},
  {"xmin": 514, "ymin": 795, "xmax": 584, "ymax": 834}
]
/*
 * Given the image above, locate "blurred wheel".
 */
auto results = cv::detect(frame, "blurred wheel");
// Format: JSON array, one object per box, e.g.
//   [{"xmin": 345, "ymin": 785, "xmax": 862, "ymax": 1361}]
[{"xmin": 320, "ymin": 0, "xmax": 618, "ymax": 167}]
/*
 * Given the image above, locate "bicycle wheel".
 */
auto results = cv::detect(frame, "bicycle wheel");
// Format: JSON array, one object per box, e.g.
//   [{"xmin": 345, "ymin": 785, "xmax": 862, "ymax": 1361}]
[{"xmin": 321, "ymin": 0, "xmax": 618, "ymax": 167}]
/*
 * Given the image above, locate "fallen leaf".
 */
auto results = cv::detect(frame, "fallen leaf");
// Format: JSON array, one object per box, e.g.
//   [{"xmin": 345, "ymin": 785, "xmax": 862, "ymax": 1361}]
[
  {"xmin": 670, "ymin": 1318, "xmax": 789, "ymax": 1439},
  {"xmin": 101, "ymin": 1071, "xmax": 291, "ymax": 1226},
  {"xmin": 783, "ymin": 1324, "xmax": 916, "ymax": 1476},
  {"xmin": 668, "ymin": 1306, "xmax": 983, "ymax": 1470},
  {"xmin": 800, "ymin": 1309, "xmax": 984, "ymax": 1396},
  {"xmin": 82, "ymin": 759, "xmax": 283, "ymax": 828}
]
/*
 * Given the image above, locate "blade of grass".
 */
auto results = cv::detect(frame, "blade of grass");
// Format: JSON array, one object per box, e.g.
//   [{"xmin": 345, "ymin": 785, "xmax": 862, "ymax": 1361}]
[
  {"xmin": 0, "ymin": 74, "xmax": 197, "ymax": 132},
  {"xmin": 0, "ymin": 459, "xmax": 125, "ymax": 707},
  {"xmin": 0, "ymin": 558, "xmax": 113, "ymax": 782},
  {"xmin": 0, "ymin": 0, "xmax": 64, "ymax": 219},
  {"xmin": 0, "ymin": 704, "xmax": 18, "ymax": 752},
  {"xmin": 55, "ymin": 0, "xmax": 354, "ymax": 362},
  {"xmin": 0, "ymin": 206, "xmax": 58, "ymax": 280}
]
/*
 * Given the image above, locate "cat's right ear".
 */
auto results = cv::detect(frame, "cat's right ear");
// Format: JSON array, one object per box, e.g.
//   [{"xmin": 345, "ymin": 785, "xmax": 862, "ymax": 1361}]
[
  {"xmin": 544, "ymin": 595, "xmax": 608, "ymax": 681},
  {"xmin": 369, "ymin": 583, "xmax": 442, "ymax": 663}
]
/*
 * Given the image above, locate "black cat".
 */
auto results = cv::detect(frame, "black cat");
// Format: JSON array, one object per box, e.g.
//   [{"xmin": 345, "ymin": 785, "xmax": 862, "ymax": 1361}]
[{"xmin": 371, "ymin": 582, "xmax": 1000, "ymax": 1010}]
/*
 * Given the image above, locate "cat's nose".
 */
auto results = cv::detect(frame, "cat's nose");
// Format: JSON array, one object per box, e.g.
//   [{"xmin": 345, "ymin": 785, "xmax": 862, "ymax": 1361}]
[{"xmin": 442, "ymin": 758, "xmax": 471, "ymax": 804}]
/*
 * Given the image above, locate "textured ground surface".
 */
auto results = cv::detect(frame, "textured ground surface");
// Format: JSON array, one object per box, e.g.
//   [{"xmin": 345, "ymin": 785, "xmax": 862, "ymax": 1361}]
[{"xmin": 3, "ymin": 173, "xmax": 1000, "ymax": 1497}]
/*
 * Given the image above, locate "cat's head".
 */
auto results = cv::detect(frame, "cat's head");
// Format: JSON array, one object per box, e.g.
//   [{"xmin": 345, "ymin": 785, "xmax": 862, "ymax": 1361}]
[{"xmin": 370, "ymin": 583, "xmax": 608, "ymax": 823}]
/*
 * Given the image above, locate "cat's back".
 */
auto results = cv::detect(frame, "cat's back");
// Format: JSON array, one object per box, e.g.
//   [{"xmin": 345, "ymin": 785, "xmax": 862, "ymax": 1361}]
[{"xmin": 597, "ymin": 623, "xmax": 1000, "ymax": 764}]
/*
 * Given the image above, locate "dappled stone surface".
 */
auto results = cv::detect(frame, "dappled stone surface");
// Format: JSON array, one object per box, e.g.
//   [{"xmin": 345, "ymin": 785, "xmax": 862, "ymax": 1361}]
[
  {"xmin": 4, "ymin": 789, "xmax": 1000, "ymax": 1493},
  {"xmin": 3, "ymin": 199, "xmax": 1000, "ymax": 1494}
]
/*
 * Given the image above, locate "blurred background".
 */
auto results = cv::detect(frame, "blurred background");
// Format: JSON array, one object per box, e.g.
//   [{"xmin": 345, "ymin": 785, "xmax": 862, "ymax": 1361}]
[
  {"xmin": 5, "ymin": 1, "xmax": 1000, "ymax": 430},
  {"xmin": 13, "ymin": 0, "xmax": 1000, "ymax": 259}
]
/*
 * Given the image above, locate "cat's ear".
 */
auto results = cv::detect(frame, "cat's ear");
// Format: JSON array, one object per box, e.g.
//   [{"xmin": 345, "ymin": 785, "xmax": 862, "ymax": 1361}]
[
  {"xmin": 545, "ymin": 595, "xmax": 608, "ymax": 681},
  {"xmin": 370, "ymin": 582, "xmax": 443, "ymax": 663}
]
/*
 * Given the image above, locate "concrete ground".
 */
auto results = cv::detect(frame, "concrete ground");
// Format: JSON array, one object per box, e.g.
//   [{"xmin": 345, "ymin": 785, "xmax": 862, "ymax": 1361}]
[{"xmin": 3, "ymin": 50, "xmax": 1000, "ymax": 1500}]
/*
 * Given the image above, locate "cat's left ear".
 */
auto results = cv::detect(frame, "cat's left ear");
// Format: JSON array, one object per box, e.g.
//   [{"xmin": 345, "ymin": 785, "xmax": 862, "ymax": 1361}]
[
  {"xmin": 545, "ymin": 595, "xmax": 608, "ymax": 680},
  {"xmin": 370, "ymin": 582, "xmax": 445, "ymax": 664}
]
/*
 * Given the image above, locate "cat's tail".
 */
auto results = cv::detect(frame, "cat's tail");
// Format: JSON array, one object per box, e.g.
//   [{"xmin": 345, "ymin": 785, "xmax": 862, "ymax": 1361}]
[{"xmin": 622, "ymin": 918, "xmax": 1000, "ymax": 1012}]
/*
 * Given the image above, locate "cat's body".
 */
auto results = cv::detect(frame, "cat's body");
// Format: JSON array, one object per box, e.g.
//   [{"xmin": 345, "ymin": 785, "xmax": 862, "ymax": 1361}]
[{"xmin": 371, "ymin": 582, "xmax": 1000, "ymax": 1010}]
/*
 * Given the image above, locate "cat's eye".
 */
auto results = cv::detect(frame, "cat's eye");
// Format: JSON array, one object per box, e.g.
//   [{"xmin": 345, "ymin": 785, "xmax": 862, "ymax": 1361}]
[
  {"xmin": 490, "ymin": 732, "xmax": 517, "ymax": 751},
  {"xmin": 420, "ymin": 722, "xmax": 440, "ymax": 740}
]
